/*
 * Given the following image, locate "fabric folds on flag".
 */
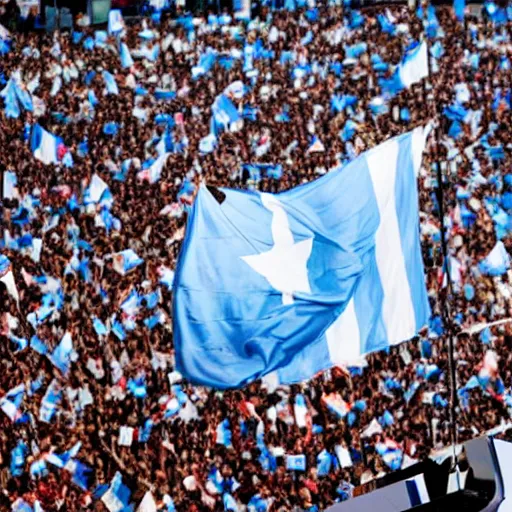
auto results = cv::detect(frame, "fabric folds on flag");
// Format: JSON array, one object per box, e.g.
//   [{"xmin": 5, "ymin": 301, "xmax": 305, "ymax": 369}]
[
  {"xmin": 173, "ymin": 128, "xmax": 430, "ymax": 388},
  {"xmin": 398, "ymin": 41, "xmax": 429, "ymax": 89},
  {"xmin": 30, "ymin": 124, "xmax": 60, "ymax": 165}
]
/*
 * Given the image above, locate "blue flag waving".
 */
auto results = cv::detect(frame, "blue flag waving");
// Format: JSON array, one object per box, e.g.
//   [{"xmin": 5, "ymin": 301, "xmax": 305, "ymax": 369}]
[
  {"xmin": 454, "ymin": 0, "xmax": 465, "ymax": 21},
  {"xmin": 174, "ymin": 128, "xmax": 430, "ymax": 388}
]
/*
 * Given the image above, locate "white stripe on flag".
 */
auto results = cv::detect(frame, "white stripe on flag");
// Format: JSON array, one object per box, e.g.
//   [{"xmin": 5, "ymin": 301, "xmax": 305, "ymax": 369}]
[
  {"xmin": 1, "ymin": 270, "xmax": 19, "ymax": 305},
  {"xmin": 412, "ymin": 126, "xmax": 427, "ymax": 177},
  {"xmin": 34, "ymin": 130, "xmax": 58, "ymax": 165},
  {"xmin": 326, "ymin": 297, "xmax": 361, "ymax": 366},
  {"xmin": 399, "ymin": 41, "xmax": 429, "ymax": 88},
  {"xmin": 366, "ymin": 140, "xmax": 416, "ymax": 344}
]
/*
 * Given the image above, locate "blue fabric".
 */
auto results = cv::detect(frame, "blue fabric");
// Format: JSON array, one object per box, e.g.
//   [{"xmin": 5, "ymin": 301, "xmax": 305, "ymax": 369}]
[
  {"xmin": 378, "ymin": 14, "xmax": 395, "ymax": 35},
  {"xmin": 286, "ymin": 454, "xmax": 306, "ymax": 471},
  {"xmin": 71, "ymin": 460, "xmax": 93, "ymax": 490},
  {"xmin": 243, "ymin": 163, "xmax": 283, "ymax": 182},
  {"xmin": 0, "ymin": 38, "xmax": 11, "ymax": 56},
  {"xmin": 10, "ymin": 441, "xmax": 28, "ymax": 477},
  {"xmin": 425, "ymin": 6, "xmax": 440, "ymax": 38},
  {"xmin": 211, "ymin": 94, "xmax": 240, "ymax": 135},
  {"xmin": 379, "ymin": 73, "xmax": 403, "ymax": 97},
  {"xmin": 349, "ymin": 10, "xmax": 365, "ymax": 29},
  {"xmin": 174, "ymin": 130, "xmax": 429, "ymax": 388},
  {"xmin": 331, "ymin": 94, "xmax": 357, "ymax": 113},
  {"xmin": 120, "ymin": 42, "xmax": 134, "ymax": 69},
  {"xmin": 444, "ymin": 104, "xmax": 467, "ymax": 121},
  {"xmin": 154, "ymin": 89, "xmax": 176, "ymax": 101},
  {"xmin": 102, "ymin": 71, "xmax": 119, "ymax": 95},
  {"xmin": 454, "ymin": 0, "xmax": 465, "ymax": 21},
  {"xmin": 317, "ymin": 449, "xmax": 333, "ymax": 476},
  {"xmin": 103, "ymin": 122, "xmax": 118, "ymax": 136},
  {"xmin": 49, "ymin": 333, "xmax": 74, "ymax": 374},
  {"xmin": 223, "ymin": 493, "xmax": 239, "ymax": 511},
  {"xmin": 1, "ymin": 79, "xmax": 20, "ymax": 118}
]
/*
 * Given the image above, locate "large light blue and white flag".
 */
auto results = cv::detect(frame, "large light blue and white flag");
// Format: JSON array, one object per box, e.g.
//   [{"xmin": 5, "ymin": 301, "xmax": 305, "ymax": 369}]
[
  {"xmin": 398, "ymin": 41, "xmax": 429, "ymax": 89},
  {"xmin": 174, "ymin": 128, "xmax": 430, "ymax": 388}
]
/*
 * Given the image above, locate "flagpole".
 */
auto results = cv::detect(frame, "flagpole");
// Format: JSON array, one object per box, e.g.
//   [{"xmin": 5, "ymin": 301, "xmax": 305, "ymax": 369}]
[{"xmin": 422, "ymin": 0, "xmax": 460, "ymax": 469}]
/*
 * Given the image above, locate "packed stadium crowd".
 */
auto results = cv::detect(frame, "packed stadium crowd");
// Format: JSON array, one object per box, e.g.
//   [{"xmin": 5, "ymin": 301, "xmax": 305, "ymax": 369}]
[{"xmin": 1, "ymin": 0, "xmax": 512, "ymax": 510}]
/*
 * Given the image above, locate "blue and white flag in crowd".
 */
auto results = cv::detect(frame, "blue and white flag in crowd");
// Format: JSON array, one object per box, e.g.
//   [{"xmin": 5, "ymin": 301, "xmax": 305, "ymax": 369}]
[
  {"xmin": 101, "ymin": 472, "xmax": 132, "ymax": 512},
  {"xmin": 224, "ymin": 493, "xmax": 240, "ymax": 512},
  {"xmin": 0, "ymin": 383, "xmax": 25, "ymax": 422},
  {"xmin": 243, "ymin": 163, "xmax": 283, "ymax": 183},
  {"xmin": 317, "ymin": 449, "xmax": 335, "ymax": 476},
  {"xmin": 3, "ymin": 170, "xmax": 17, "ymax": 199},
  {"xmin": 479, "ymin": 240, "xmax": 510, "ymax": 276},
  {"xmin": 398, "ymin": 41, "xmax": 429, "ymax": 89},
  {"xmin": 1, "ymin": 78, "xmax": 33, "ymax": 118},
  {"xmin": 15, "ymin": 82, "xmax": 33, "ymax": 112},
  {"xmin": 0, "ymin": 254, "xmax": 19, "ymax": 304},
  {"xmin": 233, "ymin": 0, "xmax": 251, "ymax": 21},
  {"xmin": 174, "ymin": 128, "xmax": 430, "ymax": 388},
  {"xmin": 454, "ymin": 0, "xmax": 466, "ymax": 21},
  {"xmin": 286, "ymin": 454, "xmax": 306, "ymax": 471},
  {"xmin": 119, "ymin": 42, "xmax": 134, "ymax": 69},
  {"xmin": 103, "ymin": 71, "xmax": 119, "ymax": 95},
  {"xmin": 378, "ymin": 11, "xmax": 396, "ymax": 34},
  {"xmin": 0, "ymin": 23, "xmax": 11, "ymax": 55},
  {"xmin": 108, "ymin": 9, "xmax": 125, "ymax": 35},
  {"xmin": 10, "ymin": 440, "xmax": 28, "ymax": 477},
  {"xmin": 376, "ymin": 440, "xmax": 403, "ymax": 470},
  {"xmin": 39, "ymin": 380, "xmax": 61, "ymax": 423},
  {"xmin": 248, "ymin": 495, "xmax": 269, "ymax": 512},
  {"xmin": 0, "ymin": 78, "xmax": 20, "ymax": 118},
  {"xmin": 307, "ymin": 135, "xmax": 325, "ymax": 153},
  {"xmin": 66, "ymin": 459, "xmax": 94, "ymax": 491},
  {"xmin": 216, "ymin": 418, "xmax": 233, "ymax": 447},
  {"xmin": 211, "ymin": 94, "xmax": 241, "ymax": 135},
  {"xmin": 31, "ymin": 124, "xmax": 60, "ymax": 165},
  {"xmin": 113, "ymin": 249, "xmax": 144, "ymax": 276},
  {"xmin": 49, "ymin": 332, "xmax": 76, "ymax": 374},
  {"xmin": 1, "ymin": 78, "xmax": 33, "ymax": 117},
  {"xmin": 323, "ymin": 393, "xmax": 350, "ymax": 419},
  {"xmin": 11, "ymin": 499, "xmax": 36, "ymax": 512}
]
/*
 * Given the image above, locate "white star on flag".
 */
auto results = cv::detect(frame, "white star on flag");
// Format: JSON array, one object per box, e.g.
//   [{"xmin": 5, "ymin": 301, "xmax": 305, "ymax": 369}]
[{"xmin": 241, "ymin": 193, "xmax": 313, "ymax": 305}]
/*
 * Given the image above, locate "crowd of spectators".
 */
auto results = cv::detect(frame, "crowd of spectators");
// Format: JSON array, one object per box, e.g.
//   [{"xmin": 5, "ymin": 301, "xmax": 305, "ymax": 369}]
[{"xmin": 2, "ymin": 1, "xmax": 512, "ymax": 510}]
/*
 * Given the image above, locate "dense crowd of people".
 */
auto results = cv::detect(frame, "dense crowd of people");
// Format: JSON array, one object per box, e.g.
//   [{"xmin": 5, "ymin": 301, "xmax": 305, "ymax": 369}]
[{"xmin": 2, "ymin": 0, "xmax": 512, "ymax": 510}]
